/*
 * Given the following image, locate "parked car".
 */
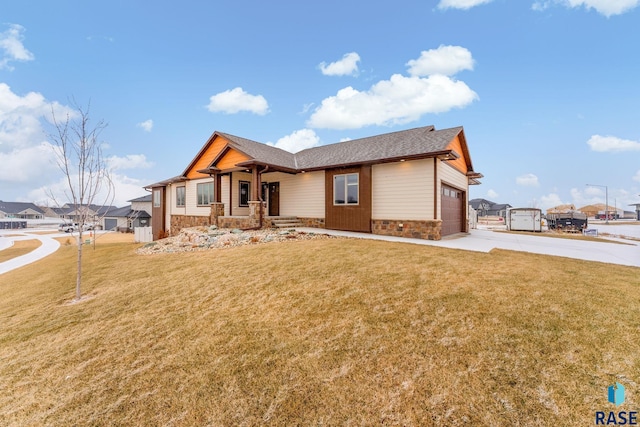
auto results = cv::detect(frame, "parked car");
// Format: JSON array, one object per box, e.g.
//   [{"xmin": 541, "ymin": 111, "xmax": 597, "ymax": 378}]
[{"xmin": 58, "ymin": 223, "xmax": 76, "ymax": 233}]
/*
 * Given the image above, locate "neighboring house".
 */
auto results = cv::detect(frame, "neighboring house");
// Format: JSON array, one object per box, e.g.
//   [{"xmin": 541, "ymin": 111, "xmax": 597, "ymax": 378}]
[
  {"xmin": 0, "ymin": 201, "xmax": 45, "ymax": 219},
  {"xmin": 0, "ymin": 201, "xmax": 45, "ymax": 229},
  {"xmin": 469, "ymin": 198, "xmax": 511, "ymax": 218},
  {"xmin": 146, "ymin": 125, "xmax": 483, "ymax": 241},
  {"xmin": 102, "ymin": 195, "xmax": 152, "ymax": 231},
  {"xmin": 578, "ymin": 204, "xmax": 621, "ymax": 219},
  {"xmin": 103, "ymin": 205, "xmax": 151, "ymax": 232},
  {"xmin": 53, "ymin": 204, "xmax": 119, "ymax": 226}
]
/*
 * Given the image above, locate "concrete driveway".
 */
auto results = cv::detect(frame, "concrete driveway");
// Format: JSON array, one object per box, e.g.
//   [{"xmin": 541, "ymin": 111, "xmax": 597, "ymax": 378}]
[
  {"xmin": 296, "ymin": 227, "xmax": 640, "ymax": 268},
  {"xmin": 2, "ymin": 224, "xmax": 639, "ymax": 277}
]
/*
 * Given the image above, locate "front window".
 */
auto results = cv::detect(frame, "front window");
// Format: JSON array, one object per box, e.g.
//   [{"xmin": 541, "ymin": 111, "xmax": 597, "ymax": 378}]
[
  {"xmin": 197, "ymin": 182, "xmax": 214, "ymax": 206},
  {"xmin": 176, "ymin": 186, "xmax": 186, "ymax": 207},
  {"xmin": 334, "ymin": 173, "xmax": 359, "ymax": 205},
  {"xmin": 239, "ymin": 181, "xmax": 250, "ymax": 207}
]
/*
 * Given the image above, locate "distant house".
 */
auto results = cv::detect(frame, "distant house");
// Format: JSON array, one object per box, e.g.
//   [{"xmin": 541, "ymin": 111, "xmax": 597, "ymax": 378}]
[
  {"xmin": 0, "ymin": 201, "xmax": 45, "ymax": 219},
  {"xmin": 469, "ymin": 198, "xmax": 511, "ymax": 218},
  {"xmin": 0, "ymin": 201, "xmax": 45, "ymax": 229},
  {"xmin": 147, "ymin": 125, "xmax": 483, "ymax": 241},
  {"xmin": 577, "ymin": 204, "xmax": 622, "ymax": 219},
  {"xmin": 102, "ymin": 195, "xmax": 152, "ymax": 232}
]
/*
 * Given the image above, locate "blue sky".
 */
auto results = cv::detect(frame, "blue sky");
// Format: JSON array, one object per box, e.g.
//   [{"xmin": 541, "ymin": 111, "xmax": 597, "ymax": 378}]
[{"xmin": 1, "ymin": 0, "xmax": 639, "ymax": 211}]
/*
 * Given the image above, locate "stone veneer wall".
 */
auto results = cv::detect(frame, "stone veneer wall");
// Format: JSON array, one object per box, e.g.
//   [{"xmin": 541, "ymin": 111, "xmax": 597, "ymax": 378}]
[
  {"xmin": 170, "ymin": 215, "xmax": 211, "ymax": 236},
  {"xmin": 298, "ymin": 217, "xmax": 325, "ymax": 228},
  {"xmin": 371, "ymin": 219, "xmax": 442, "ymax": 240},
  {"xmin": 218, "ymin": 217, "xmax": 255, "ymax": 229}
]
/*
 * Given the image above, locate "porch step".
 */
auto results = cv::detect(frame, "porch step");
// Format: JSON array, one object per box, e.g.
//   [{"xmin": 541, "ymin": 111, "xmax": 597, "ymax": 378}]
[{"xmin": 271, "ymin": 217, "xmax": 302, "ymax": 228}]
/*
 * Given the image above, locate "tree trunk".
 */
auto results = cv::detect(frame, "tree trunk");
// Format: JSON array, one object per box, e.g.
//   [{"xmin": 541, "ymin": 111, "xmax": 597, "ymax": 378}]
[{"xmin": 76, "ymin": 230, "xmax": 83, "ymax": 300}]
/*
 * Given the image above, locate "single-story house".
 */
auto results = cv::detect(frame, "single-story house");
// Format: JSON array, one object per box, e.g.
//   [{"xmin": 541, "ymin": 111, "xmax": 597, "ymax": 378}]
[
  {"xmin": 103, "ymin": 205, "xmax": 151, "ymax": 232},
  {"xmin": 469, "ymin": 198, "xmax": 511, "ymax": 218},
  {"xmin": 146, "ymin": 125, "xmax": 482, "ymax": 241},
  {"xmin": 0, "ymin": 201, "xmax": 44, "ymax": 229},
  {"xmin": 102, "ymin": 195, "xmax": 152, "ymax": 231},
  {"xmin": 0, "ymin": 201, "xmax": 45, "ymax": 220}
]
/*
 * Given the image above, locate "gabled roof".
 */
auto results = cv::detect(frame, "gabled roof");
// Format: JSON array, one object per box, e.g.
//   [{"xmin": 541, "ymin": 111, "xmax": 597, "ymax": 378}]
[
  {"xmin": 150, "ymin": 125, "xmax": 481, "ymax": 187},
  {"xmin": 295, "ymin": 126, "xmax": 460, "ymax": 170},
  {"xmin": 128, "ymin": 194, "xmax": 152, "ymax": 203},
  {"xmin": 106, "ymin": 206, "xmax": 151, "ymax": 218},
  {"xmin": 0, "ymin": 201, "xmax": 45, "ymax": 215},
  {"xmin": 218, "ymin": 132, "xmax": 298, "ymax": 170}
]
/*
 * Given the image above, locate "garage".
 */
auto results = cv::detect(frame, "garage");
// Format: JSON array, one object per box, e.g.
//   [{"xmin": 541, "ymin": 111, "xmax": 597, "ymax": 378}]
[
  {"xmin": 104, "ymin": 218, "xmax": 117, "ymax": 231},
  {"xmin": 441, "ymin": 184, "xmax": 464, "ymax": 236}
]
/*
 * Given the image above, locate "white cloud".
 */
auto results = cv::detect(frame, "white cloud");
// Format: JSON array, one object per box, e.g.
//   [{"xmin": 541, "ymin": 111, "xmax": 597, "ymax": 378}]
[
  {"xmin": 539, "ymin": 193, "xmax": 564, "ymax": 210},
  {"xmin": 487, "ymin": 189, "xmax": 499, "ymax": 198},
  {"xmin": 308, "ymin": 49, "xmax": 477, "ymax": 130},
  {"xmin": 308, "ymin": 74, "xmax": 477, "ymax": 130},
  {"xmin": 206, "ymin": 87, "xmax": 269, "ymax": 115},
  {"xmin": 319, "ymin": 52, "xmax": 361, "ymax": 76},
  {"xmin": 0, "ymin": 24, "xmax": 34, "ymax": 70},
  {"xmin": 587, "ymin": 135, "xmax": 640, "ymax": 152},
  {"xmin": 633, "ymin": 170, "xmax": 640, "ymax": 182},
  {"xmin": 0, "ymin": 84, "xmax": 153, "ymax": 205},
  {"xmin": 29, "ymin": 172, "xmax": 150, "ymax": 207},
  {"xmin": 137, "ymin": 119, "xmax": 153, "ymax": 132},
  {"xmin": 0, "ymin": 142, "xmax": 58, "ymax": 182},
  {"xmin": 107, "ymin": 154, "xmax": 153, "ymax": 170},
  {"xmin": 437, "ymin": 0, "xmax": 494, "ymax": 10},
  {"xmin": 407, "ymin": 45, "xmax": 474, "ymax": 77},
  {"xmin": 533, "ymin": 0, "xmax": 639, "ymax": 16},
  {"xmin": 516, "ymin": 173, "xmax": 540, "ymax": 187},
  {"xmin": 267, "ymin": 129, "xmax": 320, "ymax": 153}
]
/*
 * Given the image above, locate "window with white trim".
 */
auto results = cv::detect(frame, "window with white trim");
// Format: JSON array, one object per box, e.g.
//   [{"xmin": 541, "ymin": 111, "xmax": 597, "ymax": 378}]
[
  {"xmin": 334, "ymin": 173, "xmax": 359, "ymax": 205},
  {"xmin": 176, "ymin": 186, "xmax": 186, "ymax": 207},
  {"xmin": 197, "ymin": 182, "xmax": 214, "ymax": 206}
]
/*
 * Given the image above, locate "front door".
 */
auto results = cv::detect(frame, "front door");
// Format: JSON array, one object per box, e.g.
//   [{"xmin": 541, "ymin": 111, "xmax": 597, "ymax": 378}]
[{"xmin": 268, "ymin": 182, "xmax": 280, "ymax": 216}]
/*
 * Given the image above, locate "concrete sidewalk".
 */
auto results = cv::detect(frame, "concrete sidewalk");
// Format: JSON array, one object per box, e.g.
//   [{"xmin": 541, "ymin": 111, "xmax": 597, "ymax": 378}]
[
  {"xmin": 0, "ymin": 230, "xmax": 62, "ymax": 276},
  {"xmin": 296, "ymin": 227, "xmax": 640, "ymax": 268}
]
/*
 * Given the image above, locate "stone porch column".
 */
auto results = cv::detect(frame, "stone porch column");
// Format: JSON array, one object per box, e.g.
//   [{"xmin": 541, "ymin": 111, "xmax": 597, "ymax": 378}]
[
  {"xmin": 210, "ymin": 202, "xmax": 225, "ymax": 226},
  {"xmin": 248, "ymin": 201, "xmax": 263, "ymax": 228}
]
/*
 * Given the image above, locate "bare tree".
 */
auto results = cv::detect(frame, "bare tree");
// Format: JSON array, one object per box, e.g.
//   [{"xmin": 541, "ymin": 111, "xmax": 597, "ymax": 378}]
[{"xmin": 49, "ymin": 101, "xmax": 115, "ymax": 301}]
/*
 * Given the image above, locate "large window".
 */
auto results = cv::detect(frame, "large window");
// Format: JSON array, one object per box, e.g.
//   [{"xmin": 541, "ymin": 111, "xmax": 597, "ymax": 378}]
[
  {"xmin": 334, "ymin": 173, "xmax": 359, "ymax": 205},
  {"xmin": 176, "ymin": 186, "xmax": 186, "ymax": 207},
  {"xmin": 239, "ymin": 181, "xmax": 250, "ymax": 207},
  {"xmin": 197, "ymin": 182, "xmax": 214, "ymax": 206}
]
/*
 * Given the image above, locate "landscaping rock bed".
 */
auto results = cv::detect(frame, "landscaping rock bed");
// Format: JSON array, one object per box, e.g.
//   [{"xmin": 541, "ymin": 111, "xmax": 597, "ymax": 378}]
[{"xmin": 136, "ymin": 226, "xmax": 340, "ymax": 254}]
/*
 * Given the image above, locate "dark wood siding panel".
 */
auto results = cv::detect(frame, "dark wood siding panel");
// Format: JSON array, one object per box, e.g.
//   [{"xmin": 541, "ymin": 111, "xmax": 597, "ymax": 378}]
[
  {"xmin": 151, "ymin": 186, "xmax": 166, "ymax": 240},
  {"xmin": 325, "ymin": 165, "xmax": 371, "ymax": 232}
]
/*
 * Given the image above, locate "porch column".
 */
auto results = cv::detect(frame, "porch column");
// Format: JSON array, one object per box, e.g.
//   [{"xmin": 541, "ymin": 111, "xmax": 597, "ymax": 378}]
[
  {"xmin": 249, "ymin": 166, "xmax": 263, "ymax": 228},
  {"xmin": 214, "ymin": 173, "xmax": 222, "ymax": 203},
  {"xmin": 210, "ymin": 203, "xmax": 224, "ymax": 226}
]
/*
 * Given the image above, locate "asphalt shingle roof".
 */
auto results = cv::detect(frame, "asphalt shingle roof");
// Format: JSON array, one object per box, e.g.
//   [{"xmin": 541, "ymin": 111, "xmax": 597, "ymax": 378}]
[
  {"xmin": 150, "ymin": 125, "xmax": 475, "ymax": 187},
  {"xmin": 0, "ymin": 202, "xmax": 45, "ymax": 215}
]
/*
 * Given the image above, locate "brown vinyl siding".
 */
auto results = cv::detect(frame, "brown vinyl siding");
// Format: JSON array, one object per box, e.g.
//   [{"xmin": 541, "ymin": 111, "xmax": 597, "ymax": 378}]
[
  {"xmin": 325, "ymin": 165, "xmax": 371, "ymax": 232},
  {"xmin": 151, "ymin": 186, "xmax": 166, "ymax": 240}
]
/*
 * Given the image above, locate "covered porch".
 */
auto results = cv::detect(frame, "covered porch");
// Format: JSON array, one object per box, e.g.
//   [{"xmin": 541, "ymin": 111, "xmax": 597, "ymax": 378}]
[{"xmin": 198, "ymin": 161, "xmax": 296, "ymax": 230}]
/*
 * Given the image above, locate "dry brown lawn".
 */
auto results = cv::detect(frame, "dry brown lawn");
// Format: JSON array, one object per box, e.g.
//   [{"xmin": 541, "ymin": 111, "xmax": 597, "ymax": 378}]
[
  {"xmin": 0, "ymin": 239, "xmax": 42, "ymax": 263},
  {"xmin": 0, "ymin": 237, "xmax": 638, "ymax": 426}
]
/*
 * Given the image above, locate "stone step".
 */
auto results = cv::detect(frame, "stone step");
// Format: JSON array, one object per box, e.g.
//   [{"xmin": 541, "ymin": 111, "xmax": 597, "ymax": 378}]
[{"xmin": 271, "ymin": 217, "xmax": 302, "ymax": 228}]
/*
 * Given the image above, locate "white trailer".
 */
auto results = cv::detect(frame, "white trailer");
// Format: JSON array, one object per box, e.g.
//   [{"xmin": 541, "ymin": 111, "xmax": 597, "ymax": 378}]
[{"xmin": 507, "ymin": 208, "xmax": 542, "ymax": 232}]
